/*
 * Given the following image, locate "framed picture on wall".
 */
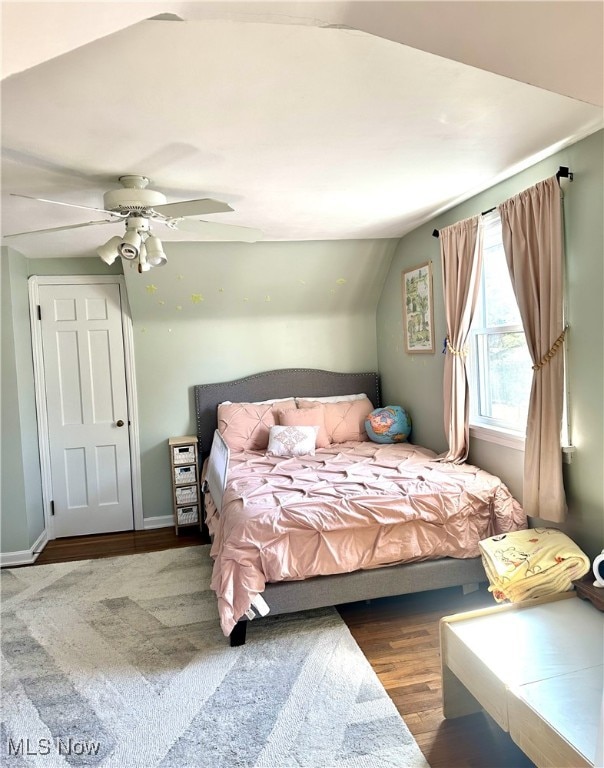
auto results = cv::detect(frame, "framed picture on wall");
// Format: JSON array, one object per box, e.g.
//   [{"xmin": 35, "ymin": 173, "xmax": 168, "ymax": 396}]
[{"xmin": 402, "ymin": 261, "xmax": 435, "ymax": 354}]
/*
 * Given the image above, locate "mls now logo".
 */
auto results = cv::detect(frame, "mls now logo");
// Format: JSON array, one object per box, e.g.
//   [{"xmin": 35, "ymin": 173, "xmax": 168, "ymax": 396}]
[{"xmin": 8, "ymin": 738, "xmax": 101, "ymax": 757}]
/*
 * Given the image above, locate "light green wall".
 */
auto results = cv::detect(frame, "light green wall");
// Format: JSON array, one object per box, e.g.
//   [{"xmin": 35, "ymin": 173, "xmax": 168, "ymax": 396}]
[
  {"xmin": 376, "ymin": 130, "xmax": 604, "ymax": 559},
  {"xmin": 124, "ymin": 239, "xmax": 396, "ymax": 520},
  {"xmin": 1, "ymin": 251, "xmax": 30, "ymax": 552},
  {"xmin": 1, "ymin": 249, "xmax": 45, "ymax": 553},
  {"xmin": 25, "ymin": 257, "xmax": 123, "ymax": 276}
]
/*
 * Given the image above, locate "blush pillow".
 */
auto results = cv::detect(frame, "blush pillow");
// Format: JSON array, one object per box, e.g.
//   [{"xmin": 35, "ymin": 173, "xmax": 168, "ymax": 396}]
[
  {"xmin": 267, "ymin": 425, "xmax": 318, "ymax": 457},
  {"xmin": 297, "ymin": 397, "xmax": 374, "ymax": 443},
  {"xmin": 277, "ymin": 406, "xmax": 330, "ymax": 449},
  {"xmin": 217, "ymin": 400, "xmax": 296, "ymax": 451}
]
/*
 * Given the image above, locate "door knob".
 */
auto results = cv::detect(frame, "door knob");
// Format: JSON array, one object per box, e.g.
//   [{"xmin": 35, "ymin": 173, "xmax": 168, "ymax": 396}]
[{"xmin": 116, "ymin": 419, "xmax": 125, "ymax": 427}]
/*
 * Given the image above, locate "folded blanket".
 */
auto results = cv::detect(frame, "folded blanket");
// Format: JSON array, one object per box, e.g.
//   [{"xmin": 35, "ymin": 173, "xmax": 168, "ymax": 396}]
[{"xmin": 479, "ymin": 527, "xmax": 590, "ymax": 603}]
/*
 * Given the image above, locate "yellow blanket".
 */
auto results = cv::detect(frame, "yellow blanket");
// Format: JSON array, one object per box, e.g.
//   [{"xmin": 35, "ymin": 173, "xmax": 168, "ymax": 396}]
[{"xmin": 479, "ymin": 527, "xmax": 590, "ymax": 603}]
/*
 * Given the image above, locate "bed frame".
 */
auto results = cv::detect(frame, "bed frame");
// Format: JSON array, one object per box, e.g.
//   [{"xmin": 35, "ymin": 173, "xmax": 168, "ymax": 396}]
[{"xmin": 194, "ymin": 368, "xmax": 486, "ymax": 645}]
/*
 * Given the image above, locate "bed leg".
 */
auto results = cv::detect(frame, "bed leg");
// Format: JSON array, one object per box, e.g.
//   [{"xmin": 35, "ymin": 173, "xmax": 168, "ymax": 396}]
[
  {"xmin": 462, "ymin": 582, "xmax": 479, "ymax": 595},
  {"xmin": 229, "ymin": 620, "xmax": 248, "ymax": 647}
]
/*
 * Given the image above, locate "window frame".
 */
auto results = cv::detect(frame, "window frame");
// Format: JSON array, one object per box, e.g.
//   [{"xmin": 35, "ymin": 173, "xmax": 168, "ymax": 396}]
[{"xmin": 468, "ymin": 214, "xmax": 529, "ymax": 450}]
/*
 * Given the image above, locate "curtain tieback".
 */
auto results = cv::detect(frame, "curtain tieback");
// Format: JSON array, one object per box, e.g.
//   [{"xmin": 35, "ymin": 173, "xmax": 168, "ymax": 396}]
[
  {"xmin": 532, "ymin": 328, "xmax": 567, "ymax": 371},
  {"xmin": 445, "ymin": 336, "xmax": 469, "ymax": 357}
]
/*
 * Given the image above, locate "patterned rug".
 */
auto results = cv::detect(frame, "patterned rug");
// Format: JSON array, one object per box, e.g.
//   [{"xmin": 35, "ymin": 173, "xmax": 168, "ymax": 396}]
[{"xmin": 1, "ymin": 546, "xmax": 429, "ymax": 767}]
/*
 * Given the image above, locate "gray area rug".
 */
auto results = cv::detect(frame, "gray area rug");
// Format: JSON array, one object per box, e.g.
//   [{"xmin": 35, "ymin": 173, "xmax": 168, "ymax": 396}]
[{"xmin": 1, "ymin": 546, "xmax": 429, "ymax": 767}]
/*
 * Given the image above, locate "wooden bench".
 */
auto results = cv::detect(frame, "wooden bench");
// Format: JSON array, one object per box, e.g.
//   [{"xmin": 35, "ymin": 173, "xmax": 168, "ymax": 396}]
[{"xmin": 440, "ymin": 592, "xmax": 603, "ymax": 767}]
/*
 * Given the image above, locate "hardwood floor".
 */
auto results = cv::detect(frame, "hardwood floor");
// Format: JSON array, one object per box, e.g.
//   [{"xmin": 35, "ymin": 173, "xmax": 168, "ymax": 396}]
[
  {"xmin": 33, "ymin": 526, "xmax": 207, "ymax": 564},
  {"xmin": 31, "ymin": 529, "xmax": 533, "ymax": 768}
]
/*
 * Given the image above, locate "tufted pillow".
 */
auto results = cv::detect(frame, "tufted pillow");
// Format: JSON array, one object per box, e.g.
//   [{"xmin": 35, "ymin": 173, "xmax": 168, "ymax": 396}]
[
  {"xmin": 297, "ymin": 397, "xmax": 374, "ymax": 443},
  {"xmin": 267, "ymin": 425, "xmax": 318, "ymax": 457},
  {"xmin": 217, "ymin": 400, "xmax": 296, "ymax": 451},
  {"xmin": 277, "ymin": 406, "xmax": 330, "ymax": 449}
]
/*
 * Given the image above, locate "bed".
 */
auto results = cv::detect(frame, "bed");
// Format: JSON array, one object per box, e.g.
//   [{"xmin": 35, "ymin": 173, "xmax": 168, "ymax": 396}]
[{"xmin": 194, "ymin": 368, "xmax": 526, "ymax": 645}]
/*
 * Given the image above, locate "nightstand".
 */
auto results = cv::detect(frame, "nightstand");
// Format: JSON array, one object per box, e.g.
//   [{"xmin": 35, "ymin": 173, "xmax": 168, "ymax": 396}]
[{"xmin": 168, "ymin": 436, "xmax": 201, "ymax": 534}]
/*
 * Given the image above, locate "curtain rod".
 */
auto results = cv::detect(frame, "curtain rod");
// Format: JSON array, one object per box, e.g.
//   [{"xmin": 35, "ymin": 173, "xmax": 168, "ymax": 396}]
[{"xmin": 431, "ymin": 166, "xmax": 573, "ymax": 238}]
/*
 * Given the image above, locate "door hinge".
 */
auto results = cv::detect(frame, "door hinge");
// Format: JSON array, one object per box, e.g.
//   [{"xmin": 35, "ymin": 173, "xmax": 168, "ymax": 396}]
[
  {"xmin": 50, "ymin": 500, "xmax": 55, "ymax": 516},
  {"xmin": 37, "ymin": 305, "xmax": 42, "ymax": 321}
]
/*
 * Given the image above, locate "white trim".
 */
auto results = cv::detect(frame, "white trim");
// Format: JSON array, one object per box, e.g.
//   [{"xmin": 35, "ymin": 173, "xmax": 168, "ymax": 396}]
[
  {"xmin": 142, "ymin": 515, "xmax": 175, "ymax": 530},
  {"xmin": 118, "ymin": 280, "xmax": 144, "ymax": 531},
  {"xmin": 470, "ymin": 424, "xmax": 526, "ymax": 451},
  {"xmin": 28, "ymin": 274, "xmax": 143, "ymax": 538},
  {"xmin": 0, "ymin": 529, "xmax": 48, "ymax": 568}
]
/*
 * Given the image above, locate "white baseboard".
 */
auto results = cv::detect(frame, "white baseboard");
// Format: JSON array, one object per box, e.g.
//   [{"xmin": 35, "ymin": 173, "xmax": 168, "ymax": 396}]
[
  {"xmin": 142, "ymin": 515, "xmax": 174, "ymax": 530},
  {"xmin": 0, "ymin": 529, "xmax": 48, "ymax": 568}
]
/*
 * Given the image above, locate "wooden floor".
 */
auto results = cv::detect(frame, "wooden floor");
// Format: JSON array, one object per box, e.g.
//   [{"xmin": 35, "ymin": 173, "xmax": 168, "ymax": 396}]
[{"xmin": 32, "ymin": 529, "xmax": 533, "ymax": 768}]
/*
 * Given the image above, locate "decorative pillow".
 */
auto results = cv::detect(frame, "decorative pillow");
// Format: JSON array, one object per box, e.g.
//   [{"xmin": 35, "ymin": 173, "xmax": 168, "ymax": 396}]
[
  {"xmin": 277, "ymin": 406, "xmax": 330, "ymax": 448},
  {"xmin": 267, "ymin": 425, "xmax": 318, "ymax": 457},
  {"xmin": 294, "ymin": 393, "xmax": 367, "ymax": 404},
  {"xmin": 297, "ymin": 397, "xmax": 374, "ymax": 443},
  {"xmin": 365, "ymin": 406, "xmax": 412, "ymax": 443},
  {"xmin": 217, "ymin": 400, "xmax": 296, "ymax": 451}
]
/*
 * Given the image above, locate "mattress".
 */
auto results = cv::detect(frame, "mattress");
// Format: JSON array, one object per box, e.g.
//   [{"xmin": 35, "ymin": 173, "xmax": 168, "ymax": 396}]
[{"xmin": 205, "ymin": 441, "xmax": 527, "ymax": 635}]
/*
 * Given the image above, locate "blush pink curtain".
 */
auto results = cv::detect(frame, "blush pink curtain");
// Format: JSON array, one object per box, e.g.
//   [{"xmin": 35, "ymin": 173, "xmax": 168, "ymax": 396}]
[
  {"xmin": 498, "ymin": 177, "xmax": 567, "ymax": 521},
  {"xmin": 439, "ymin": 216, "xmax": 483, "ymax": 463}
]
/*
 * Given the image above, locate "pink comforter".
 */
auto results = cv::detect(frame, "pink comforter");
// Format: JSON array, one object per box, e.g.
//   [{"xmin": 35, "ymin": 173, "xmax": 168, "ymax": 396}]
[{"xmin": 206, "ymin": 442, "xmax": 526, "ymax": 635}]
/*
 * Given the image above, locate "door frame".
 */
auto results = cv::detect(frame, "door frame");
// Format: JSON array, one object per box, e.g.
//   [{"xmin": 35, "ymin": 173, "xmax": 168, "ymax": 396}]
[{"xmin": 28, "ymin": 274, "xmax": 143, "ymax": 539}]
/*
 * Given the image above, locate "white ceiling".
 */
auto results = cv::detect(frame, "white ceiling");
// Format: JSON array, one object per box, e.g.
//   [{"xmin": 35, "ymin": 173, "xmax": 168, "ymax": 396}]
[{"xmin": 1, "ymin": 3, "xmax": 603, "ymax": 258}]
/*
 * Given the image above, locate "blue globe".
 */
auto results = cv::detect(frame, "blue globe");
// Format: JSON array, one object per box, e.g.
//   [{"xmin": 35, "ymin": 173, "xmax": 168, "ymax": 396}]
[{"xmin": 365, "ymin": 406, "xmax": 411, "ymax": 443}]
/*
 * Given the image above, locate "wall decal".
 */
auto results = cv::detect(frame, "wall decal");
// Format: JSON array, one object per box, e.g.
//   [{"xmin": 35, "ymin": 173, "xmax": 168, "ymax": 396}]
[
  {"xmin": 191, "ymin": 294, "xmax": 204, "ymax": 303},
  {"xmin": 146, "ymin": 284, "xmax": 158, "ymax": 294},
  {"xmin": 336, "ymin": 278, "xmax": 347, "ymax": 285},
  {"xmin": 158, "ymin": 300, "xmax": 165, "ymax": 306},
  {"xmin": 265, "ymin": 295, "xmax": 271, "ymax": 302},
  {"xmin": 176, "ymin": 305, "xmax": 183, "ymax": 311},
  {"xmin": 176, "ymin": 274, "xmax": 184, "ymax": 280}
]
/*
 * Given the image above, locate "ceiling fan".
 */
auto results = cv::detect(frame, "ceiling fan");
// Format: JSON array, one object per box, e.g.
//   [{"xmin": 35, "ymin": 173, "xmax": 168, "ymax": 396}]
[{"xmin": 5, "ymin": 175, "xmax": 263, "ymax": 272}]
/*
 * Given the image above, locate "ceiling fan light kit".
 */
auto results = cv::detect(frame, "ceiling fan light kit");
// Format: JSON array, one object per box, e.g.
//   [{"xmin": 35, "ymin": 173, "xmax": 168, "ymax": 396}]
[
  {"xmin": 7, "ymin": 174, "xmax": 264, "ymax": 271},
  {"xmin": 118, "ymin": 228, "xmax": 143, "ymax": 260},
  {"xmin": 97, "ymin": 235, "xmax": 122, "ymax": 265},
  {"xmin": 145, "ymin": 235, "xmax": 167, "ymax": 267}
]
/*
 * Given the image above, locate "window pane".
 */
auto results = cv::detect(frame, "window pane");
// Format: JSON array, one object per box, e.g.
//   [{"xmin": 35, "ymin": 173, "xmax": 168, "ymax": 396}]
[
  {"xmin": 483, "ymin": 246, "xmax": 522, "ymax": 327},
  {"xmin": 480, "ymin": 332, "xmax": 532, "ymax": 429}
]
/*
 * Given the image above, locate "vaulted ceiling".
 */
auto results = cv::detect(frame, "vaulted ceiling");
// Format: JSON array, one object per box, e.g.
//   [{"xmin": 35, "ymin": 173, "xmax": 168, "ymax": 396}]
[{"xmin": 2, "ymin": 2, "xmax": 602, "ymax": 258}]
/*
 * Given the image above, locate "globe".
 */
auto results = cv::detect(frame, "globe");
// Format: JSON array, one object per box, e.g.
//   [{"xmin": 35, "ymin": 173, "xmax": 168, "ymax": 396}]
[{"xmin": 365, "ymin": 406, "xmax": 411, "ymax": 443}]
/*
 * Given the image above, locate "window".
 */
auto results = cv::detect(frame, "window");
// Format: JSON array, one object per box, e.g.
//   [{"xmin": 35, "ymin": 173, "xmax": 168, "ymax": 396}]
[{"xmin": 469, "ymin": 214, "xmax": 532, "ymax": 442}]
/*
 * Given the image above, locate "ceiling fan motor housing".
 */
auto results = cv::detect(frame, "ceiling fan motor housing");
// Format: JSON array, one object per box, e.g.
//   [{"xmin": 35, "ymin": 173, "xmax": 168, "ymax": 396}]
[{"xmin": 103, "ymin": 186, "xmax": 167, "ymax": 214}]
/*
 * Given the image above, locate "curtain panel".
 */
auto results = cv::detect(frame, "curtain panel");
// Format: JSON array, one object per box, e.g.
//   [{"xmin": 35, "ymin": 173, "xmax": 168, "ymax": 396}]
[
  {"xmin": 498, "ymin": 176, "xmax": 567, "ymax": 522},
  {"xmin": 438, "ymin": 216, "xmax": 483, "ymax": 463}
]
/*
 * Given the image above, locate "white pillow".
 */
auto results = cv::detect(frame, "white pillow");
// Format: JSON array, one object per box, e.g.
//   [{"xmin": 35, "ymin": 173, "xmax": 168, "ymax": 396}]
[
  {"xmin": 295, "ymin": 393, "xmax": 367, "ymax": 404},
  {"xmin": 220, "ymin": 396, "xmax": 294, "ymax": 406},
  {"xmin": 267, "ymin": 425, "xmax": 318, "ymax": 457}
]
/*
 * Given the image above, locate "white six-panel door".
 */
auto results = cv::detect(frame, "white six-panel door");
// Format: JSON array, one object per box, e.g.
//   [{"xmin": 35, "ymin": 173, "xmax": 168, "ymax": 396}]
[{"xmin": 39, "ymin": 282, "xmax": 134, "ymax": 537}]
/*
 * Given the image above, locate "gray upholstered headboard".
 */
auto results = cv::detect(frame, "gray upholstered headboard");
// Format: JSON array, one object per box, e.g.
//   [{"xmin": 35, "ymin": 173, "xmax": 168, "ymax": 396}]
[{"xmin": 194, "ymin": 368, "xmax": 381, "ymax": 456}]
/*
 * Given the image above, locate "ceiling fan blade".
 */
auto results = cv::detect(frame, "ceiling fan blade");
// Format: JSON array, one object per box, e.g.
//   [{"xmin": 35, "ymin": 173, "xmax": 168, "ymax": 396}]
[
  {"xmin": 153, "ymin": 198, "xmax": 234, "ymax": 218},
  {"xmin": 3, "ymin": 219, "xmax": 115, "ymax": 238},
  {"xmin": 10, "ymin": 193, "xmax": 122, "ymax": 218},
  {"xmin": 171, "ymin": 218, "xmax": 263, "ymax": 242}
]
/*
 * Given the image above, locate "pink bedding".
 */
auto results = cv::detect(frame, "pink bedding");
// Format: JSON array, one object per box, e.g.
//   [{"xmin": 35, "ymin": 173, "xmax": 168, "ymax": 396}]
[{"xmin": 205, "ymin": 441, "xmax": 526, "ymax": 635}]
